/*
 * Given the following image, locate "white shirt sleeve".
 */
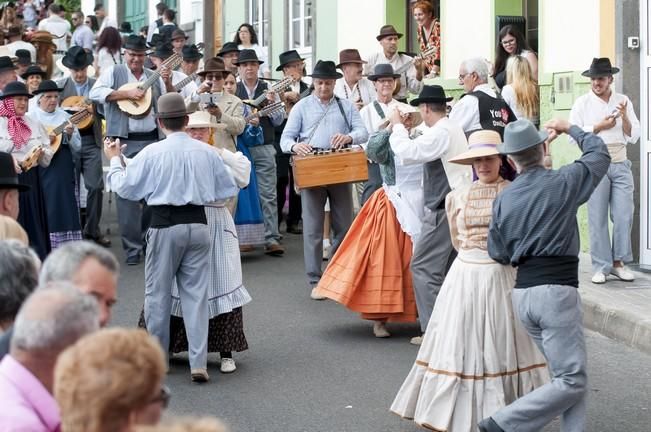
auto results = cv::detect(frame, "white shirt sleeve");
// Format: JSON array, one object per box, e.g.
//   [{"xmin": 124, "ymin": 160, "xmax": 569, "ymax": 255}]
[
  {"xmin": 449, "ymin": 95, "xmax": 479, "ymax": 133},
  {"xmin": 389, "ymin": 123, "xmax": 450, "ymax": 165}
]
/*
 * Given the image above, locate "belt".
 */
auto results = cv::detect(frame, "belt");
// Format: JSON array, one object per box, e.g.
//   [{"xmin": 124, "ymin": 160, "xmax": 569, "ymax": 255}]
[
  {"xmin": 127, "ymin": 130, "xmax": 159, "ymax": 140},
  {"xmin": 149, "ymin": 204, "xmax": 207, "ymax": 228}
]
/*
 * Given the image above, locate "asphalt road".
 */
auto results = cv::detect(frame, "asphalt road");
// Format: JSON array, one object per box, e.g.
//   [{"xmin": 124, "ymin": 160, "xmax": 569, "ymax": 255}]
[{"xmin": 102, "ymin": 206, "xmax": 651, "ymax": 432}]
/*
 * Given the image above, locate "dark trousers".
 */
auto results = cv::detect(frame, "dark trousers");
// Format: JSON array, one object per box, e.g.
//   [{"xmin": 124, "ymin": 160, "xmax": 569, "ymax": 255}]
[
  {"xmin": 75, "ymin": 135, "xmax": 104, "ymax": 238},
  {"xmin": 276, "ymin": 154, "xmax": 302, "ymax": 227}
]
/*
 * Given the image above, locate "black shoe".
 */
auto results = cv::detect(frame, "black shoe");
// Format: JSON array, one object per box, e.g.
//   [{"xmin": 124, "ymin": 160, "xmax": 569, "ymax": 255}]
[
  {"xmin": 478, "ymin": 418, "xmax": 504, "ymax": 432},
  {"xmin": 126, "ymin": 254, "xmax": 141, "ymax": 266},
  {"xmin": 286, "ymin": 224, "xmax": 303, "ymax": 234}
]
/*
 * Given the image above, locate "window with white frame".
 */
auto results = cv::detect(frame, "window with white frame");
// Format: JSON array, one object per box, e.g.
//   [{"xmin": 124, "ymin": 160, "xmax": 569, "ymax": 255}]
[
  {"xmin": 288, "ymin": 0, "xmax": 313, "ymax": 51},
  {"xmin": 248, "ymin": 0, "xmax": 270, "ymax": 47}
]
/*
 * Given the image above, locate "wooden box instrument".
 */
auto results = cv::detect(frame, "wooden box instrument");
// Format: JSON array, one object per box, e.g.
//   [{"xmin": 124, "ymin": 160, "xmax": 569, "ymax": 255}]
[{"xmin": 292, "ymin": 147, "xmax": 368, "ymax": 189}]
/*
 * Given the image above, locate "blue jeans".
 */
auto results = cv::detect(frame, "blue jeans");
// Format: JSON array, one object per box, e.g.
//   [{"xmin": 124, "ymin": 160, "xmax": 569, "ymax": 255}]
[
  {"xmin": 588, "ymin": 160, "xmax": 634, "ymax": 274},
  {"xmin": 493, "ymin": 284, "xmax": 587, "ymax": 432}
]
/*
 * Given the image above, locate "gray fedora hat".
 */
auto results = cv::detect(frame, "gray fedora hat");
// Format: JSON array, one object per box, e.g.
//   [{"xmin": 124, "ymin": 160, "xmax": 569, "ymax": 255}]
[{"xmin": 497, "ymin": 119, "xmax": 549, "ymax": 154}]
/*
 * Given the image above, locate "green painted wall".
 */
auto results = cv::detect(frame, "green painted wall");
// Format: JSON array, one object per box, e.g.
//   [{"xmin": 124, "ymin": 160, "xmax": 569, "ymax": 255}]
[
  {"xmin": 385, "ymin": 0, "xmax": 407, "ymax": 51},
  {"xmin": 314, "ymin": 0, "xmax": 338, "ymax": 64},
  {"xmin": 269, "ymin": 2, "xmax": 286, "ymax": 77},
  {"xmin": 224, "ymin": 1, "xmax": 246, "ymax": 42},
  {"xmin": 494, "ymin": 0, "xmax": 523, "ymax": 16}
]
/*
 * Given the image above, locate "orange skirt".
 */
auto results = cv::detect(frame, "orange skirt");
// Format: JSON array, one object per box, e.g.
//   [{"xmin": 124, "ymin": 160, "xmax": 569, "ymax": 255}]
[{"xmin": 315, "ymin": 188, "xmax": 417, "ymax": 322}]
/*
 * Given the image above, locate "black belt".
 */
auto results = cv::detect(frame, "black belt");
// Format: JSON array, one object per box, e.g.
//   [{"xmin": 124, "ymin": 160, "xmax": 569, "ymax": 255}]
[
  {"xmin": 127, "ymin": 130, "xmax": 158, "ymax": 141},
  {"xmin": 515, "ymin": 256, "xmax": 579, "ymax": 288},
  {"xmin": 149, "ymin": 204, "xmax": 207, "ymax": 228}
]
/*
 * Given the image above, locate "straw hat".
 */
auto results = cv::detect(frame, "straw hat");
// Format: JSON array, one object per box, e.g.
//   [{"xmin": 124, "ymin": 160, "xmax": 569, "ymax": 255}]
[
  {"xmin": 378, "ymin": 103, "xmax": 422, "ymax": 130},
  {"xmin": 186, "ymin": 111, "xmax": 219, "ymax": 129},
  {"xmin": 448, "ymin": 130, "xmax": 502, "ymax": 165}
]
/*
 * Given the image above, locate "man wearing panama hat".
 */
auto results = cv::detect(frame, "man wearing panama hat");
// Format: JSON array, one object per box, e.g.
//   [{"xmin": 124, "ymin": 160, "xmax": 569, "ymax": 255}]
[
  {"xmin": 569, "ymin": 57, "xmax": 640, "ymax": 285},
  {"xmin": 58, "ymin": 46, "xmax": 109, "ymax": 247},
  {"xmin": 387, "ymin": 84, "xmax": 471, "ymax": 343},
  {"xmin": 478, "ymin": 118, "xmax": 610, "ymax": 432}
]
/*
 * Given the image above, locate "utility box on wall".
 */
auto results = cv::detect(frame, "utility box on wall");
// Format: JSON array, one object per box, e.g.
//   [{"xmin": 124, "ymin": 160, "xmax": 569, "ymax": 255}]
[{"xmin": 552, "ymin": 72, "xmax": 575, "ymax": 111}]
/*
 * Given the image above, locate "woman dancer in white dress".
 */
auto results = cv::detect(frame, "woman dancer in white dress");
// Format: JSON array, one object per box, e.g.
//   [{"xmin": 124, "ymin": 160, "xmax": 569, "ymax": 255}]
[{"xmin": 391, "ymin": 130, "xmax": 549, "ymax": 431}]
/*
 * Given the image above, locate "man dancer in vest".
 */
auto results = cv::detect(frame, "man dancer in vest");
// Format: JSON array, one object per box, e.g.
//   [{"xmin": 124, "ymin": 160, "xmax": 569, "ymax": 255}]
[
  {"xmin": 450, "ymin": 57, "xmax": 516, "ymax": 137},
  {"xmin": 388, "ymin": 85, "xmax": 471, "ymax": 344},
  {"xmin": 280, "ymin": 60, "xmax": 368, "ymax": 300},
  {"xmin": 90, "ymin": 35, "xmax": 174, "ymax": 265},
  {"xmin": 235, "ymin": 49, "xmax": 286, "ymax": 256},
  {"xmin": 104, "ymin": 93, "xmax": 238, "ymax": 382},
  {"xmin": 479, "ymin": 118, "xmax": 610, "ymax": 432},
  {"xmin": 58, "ymin": 46, "xmax": 110, "ymax": 247},
  {"xmin": 569, "ymin": 58, "xmax": 640, "ymax": 284}
]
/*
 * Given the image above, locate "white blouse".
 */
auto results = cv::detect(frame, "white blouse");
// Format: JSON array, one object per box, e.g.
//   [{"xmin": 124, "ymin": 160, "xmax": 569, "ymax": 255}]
[{"xmin": 0, "ymin": 115, "xmax": 53, "ymax": 167}]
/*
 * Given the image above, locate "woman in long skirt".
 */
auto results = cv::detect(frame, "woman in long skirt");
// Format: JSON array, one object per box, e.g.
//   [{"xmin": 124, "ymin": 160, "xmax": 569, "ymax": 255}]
[{"xmin": 391, "ymin": 130, "xmax": 549, "ymax": 431}]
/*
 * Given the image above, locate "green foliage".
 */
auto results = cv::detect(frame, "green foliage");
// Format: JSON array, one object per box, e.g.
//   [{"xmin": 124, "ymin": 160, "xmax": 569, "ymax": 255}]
[{"xmin": 57, "ymin": 0, "xmax": 82, "ymax": 21}]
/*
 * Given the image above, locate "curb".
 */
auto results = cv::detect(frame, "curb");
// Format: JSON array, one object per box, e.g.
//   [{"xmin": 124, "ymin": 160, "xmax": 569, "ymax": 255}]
[{"xmin": 580, "ymin": 292, "xmax": 651, "ymax": 355}]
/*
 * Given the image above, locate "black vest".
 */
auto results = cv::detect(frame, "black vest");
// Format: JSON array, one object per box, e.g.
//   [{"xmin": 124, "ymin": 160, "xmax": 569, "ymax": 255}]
[
  {"xmin": 423, "ymin": 159, "xmax": 451, "ymax": 212},
  {"xmin": 467, "ymin": 90, "xmax": 517, "ymax": 139},
  {"xmin": 236, "ymin": 80, "xmax": 275, "ymax": 145}
]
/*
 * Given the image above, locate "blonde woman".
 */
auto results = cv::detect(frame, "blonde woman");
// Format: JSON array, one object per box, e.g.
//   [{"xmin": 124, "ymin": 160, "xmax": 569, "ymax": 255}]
[
  {"xmin": 55, "ymin": 328, "xmax": 168, "ymax": 432},
  {"xmin": 502, "ymin": 55, "xmax": 540, "ymax": 125}
]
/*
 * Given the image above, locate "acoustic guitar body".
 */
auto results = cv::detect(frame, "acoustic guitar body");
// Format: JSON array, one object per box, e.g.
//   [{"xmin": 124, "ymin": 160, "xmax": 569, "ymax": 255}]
[
  {"xmin": 61, "ymin": 96, "xmax": 94, "ymax": 130},
  {"xmin": 46, "ymin": 127, "xmax": 63, "ymax": 154},
  {"xmin": 116, "ymin": 82, "xmax": 153, "ymax": 118}
]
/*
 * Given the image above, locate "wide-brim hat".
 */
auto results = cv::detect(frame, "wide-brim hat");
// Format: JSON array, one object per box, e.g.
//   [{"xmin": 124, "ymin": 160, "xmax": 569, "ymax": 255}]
[
  {"xmin": 497, "ymin": 119, "xmax": 549, "ymax": 155},
  {"xmin": 151, "ymin": 42, "xmax": 174, "ymax": 60},
  {"xmin": 378, "ymin": 103, "xmax": 422, "ymax": 130},
  {"xmin": 182, "ymin": 44, "xmax": 202, "ymax": 61},
  {"xmin": 198, "ymin": 57, "xmax": 227, "ymax": 76},
  {"xmin": 56, "ymin": 58, "xmax": 96, "ymax": 79},
  {"xmin": 217, "ymin": 42, "xmax": 239, "ymax": 57},
  {"xmin": 233, "ymin": 49, "xmax": 264, "ymax": 66},
  {"xmin": 308, "ymin": 60, "xmax": 343, "ymax": 79},
  {"xmin": 32, "ymin": 79, "xmax": 62, "ymax": 95},
  {"xmin": 376, "ymin": 24, "xmax": 403, "ymax": 41},
  {"xmin": 171, "ymin": 29, "xmax": 188, "ymax": 41},
  {"xmin": 336, "ymin": 49, "xmax": 367, "ymax": 69},
  {"xmin": 276, "ymin": 50, "xmax": 304, "ymax": 71},
  {"xmin": 449, "ymin": 130, "xmax": 502, "ymax": 165},
  {"xmin": 0, "ymin": 81, "xmax": 34, "ymax": 99},
  {"xmin": 410, "ymin": 85, "xmax": 453, "ymax": 106},
  {"xmin": 123, "ymin": 35, "xmax": 148, "ymax": 52},
  {"xmin": 155, "ymin": 93, "xmax": 190, "ymax": 118},
  {"xmin": 62, "ymin": 46, "xmax": 94, "ymax": 70},
  {"xmin": 0, "ymin": 152, "xmax": 30, "ymax": 191},
  {"xmin": 368, "ymin": 63, "xmax": 400, "ymax": 81},
  {"xmin": 0, "ymin": 55, "xmax": 17, "ymax": 73},
  {"xmin": 187, "ymin": 110, "xmax": 219, "ymax": 129},
  {"xmin": 581, "ymin": 57, "xmax": 620, "ymax": 78},
  {"xmin": 20, "ymin": 64, "xmax": 46, "ymax": 80}
]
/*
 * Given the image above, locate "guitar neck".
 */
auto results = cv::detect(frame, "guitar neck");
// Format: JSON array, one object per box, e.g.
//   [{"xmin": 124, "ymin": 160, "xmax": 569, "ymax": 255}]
[
  {"xmin": 140, "ymin": 55, "xmax": 184, "ymax": 91},
  {"xmin": 174, "ymin": 73, "xmax": 197, "ymax": 92},
  {"xmin": 51, "ymin": 110, "xmax": 89, "ymax": 135},
  {"xmin": 252, "ymin": 79, "xmax": 292, "ymax": 106},
  {"xmin": 394, "ymin": 58, "xmax": 416, "ymax": 76}
]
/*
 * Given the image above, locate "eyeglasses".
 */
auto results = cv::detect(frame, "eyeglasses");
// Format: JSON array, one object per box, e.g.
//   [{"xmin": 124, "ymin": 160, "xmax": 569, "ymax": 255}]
[
  {"xmin": 84, "ymin": 21, "xmax": 91, "ymax": 24},
  {"xmin": 458, "ymin": 73, "xmax": 470, "ymax": 80},
  {"xmin": 148, "ymin": 385, "xmax": 171, "ymax": 409},
  {"xmin": 501, "ymin": 38, "xmax": 516, "ymax": 46}
]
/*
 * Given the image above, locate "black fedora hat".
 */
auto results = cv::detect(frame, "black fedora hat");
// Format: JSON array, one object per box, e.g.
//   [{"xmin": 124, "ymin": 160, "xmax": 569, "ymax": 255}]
[
  {"xmin": 124, "ymin": 35, "xmax": 148, "ymax": 52},
  {"xmin": 15, "ymin": 50, "xmax": 32, "ymax": 66},
  {"xmin": 276, "ymin": 50, "xmax": 304, "ymax": 71},
  {"xmin": 368, "ymin": 63, "xmax": 400, "ymax": 81},
  {"xmin": 0, "ymin": 56, "xmax": 17, "ymax": 74},
  {"xmin": 582, "ymin": 57, "xmax": 620, "ymax": 78},
  {"xmin": 0, "ymin": 152, "xmax": 30, "ymax": 191},
  {"xmin": 171, "ymin": 29, "xmax": 188, "ymax": 41},
  {"xmin": 233, "ymin": 49, "xmax": 264, "ymax": 66},
  {"xmin": 151, "ymin": 42, "xmax": 174, "ymax": 60},
  {"xmin": 33, "ymin": 79, "xmax": 62, "ymax": 95},
  {"xmin": 62, "ymin": 46, "xmax": 94, "ymax": 70},
  {"xmin": 182, "ymin": 44, "xmax": 202, "ymax": 61},
  {"xmin": 0, "ymin": 81, "xmax": 33, "ymax": 100},
  {"xmin": 120, "ymin": 21, "xmax": 133, "ymax": 34},
  {"xmin": 20, "ymin": 64, "xmax": 47, "ymax": 80},
  {"xmin": 409, "ymin": 85, "xmax": 453, "ymax": 106},
  {"xmin": 308, "ymin": 60, "xmax": 343, "ymax": 79},
  {"xmin": 217, "ymin": 42, "xmax": 239, "ymax": 57}
]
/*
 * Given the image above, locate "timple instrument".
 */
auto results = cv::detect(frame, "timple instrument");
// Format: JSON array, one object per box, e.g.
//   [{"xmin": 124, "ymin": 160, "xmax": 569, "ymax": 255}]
[{"xmin": 61, "ymin": 96, "xmax": 94, "ymax": 130}]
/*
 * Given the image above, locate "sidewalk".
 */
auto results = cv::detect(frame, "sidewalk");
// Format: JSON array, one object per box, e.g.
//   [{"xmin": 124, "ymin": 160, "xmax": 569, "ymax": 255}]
[{"xmin": 578, "ymin": 253, "xmax": 651, "ymax": 354}]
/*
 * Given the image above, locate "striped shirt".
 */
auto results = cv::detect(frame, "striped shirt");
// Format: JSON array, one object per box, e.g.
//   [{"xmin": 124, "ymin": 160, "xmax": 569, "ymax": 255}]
[{"xmin": 487, "ymin": 126, "xmax": 610, "ymax": 266}]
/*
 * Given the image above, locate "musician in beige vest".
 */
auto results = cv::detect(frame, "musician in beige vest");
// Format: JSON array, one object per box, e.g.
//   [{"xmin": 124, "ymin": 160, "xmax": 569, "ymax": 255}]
[
  {"xmin": 334, "ymin": 49, "xmax": 377, "ymax": 111},
  {"xmin": 364, "ymin": 25, "xmax": 424, "ymax": 103}
]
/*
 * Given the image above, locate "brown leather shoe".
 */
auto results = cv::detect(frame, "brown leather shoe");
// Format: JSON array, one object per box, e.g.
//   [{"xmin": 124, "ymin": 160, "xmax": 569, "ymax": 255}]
[
  {"xmin": 240, "ymin": 245, "xmax": 255, "ymax": 253},
  {"xmin": 190, "ymin": 368, "xmax": 209, "ymax": 383},
  {"xmin": 264, "ymin": 243, "xmax": 285, "ymax": 256}
]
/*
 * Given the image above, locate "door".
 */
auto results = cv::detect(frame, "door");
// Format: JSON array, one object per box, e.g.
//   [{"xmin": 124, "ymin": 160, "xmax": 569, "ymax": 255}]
[{"xmin": 123, "ymin": 0, "xmax": 147, "ymax": 35}]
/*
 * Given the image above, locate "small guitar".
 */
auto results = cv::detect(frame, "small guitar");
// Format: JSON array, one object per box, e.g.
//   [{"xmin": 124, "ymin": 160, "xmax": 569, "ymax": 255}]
[
  {"xmin": 47, "ymin": 105, "xmax": 94, "ymax": 153},
  {"xmin": 392, "ymin": 46, "xmax": 438, "ymax": 95},
  {"xmin": 245, "ymin": 76, "xmax": 294, "ymax": 108},
  {"xmin": 245, "ymin": 101, "xmax": 286, "ymax": 122},
  {"xmin": 174, "ymin": 73, "xmax": 198, "ymax": 92},
  {"xmin": 19, "ymin": 146, "xmax": 43, "ymax": 172},
  {"xmin": 61, "ymin": 96, "xmax": 94, "ymax": 130}
]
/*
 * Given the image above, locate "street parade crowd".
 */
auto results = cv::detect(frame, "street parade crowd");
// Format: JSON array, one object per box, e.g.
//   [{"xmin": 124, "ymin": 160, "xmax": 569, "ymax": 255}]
[{"xmin": 0, "ymin": 0, "xmax": 641, "ymax": 431}]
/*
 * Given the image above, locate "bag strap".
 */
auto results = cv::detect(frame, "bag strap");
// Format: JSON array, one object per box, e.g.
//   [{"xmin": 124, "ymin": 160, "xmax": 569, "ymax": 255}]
[
  {"xmin": 372, "ymin": 100, "xmax": 386, "ymax": 119},
  {"xmin": 335, "ymin": 96, "xmax": 352, "ymax": 132}
]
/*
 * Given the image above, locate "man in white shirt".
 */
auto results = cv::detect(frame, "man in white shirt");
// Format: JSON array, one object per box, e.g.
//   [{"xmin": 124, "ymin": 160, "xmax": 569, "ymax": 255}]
[
  {"xmin": 149, "ymin": 42, "xmax": 197, "ymax": 100},
  {"xmin": 334, "ymin": 49, "xmax": 377, "ymax": 111},
  {"xmin": 5, "ymin": 27, "xmax": 37, "ymax": 62},
  {"xmin": 569, "ymin": 58, "xmax": 641, "ymax": 284},
  {"xmin": 358, "ymin": 63, "xmax": 401, "ymax": 204},
  {"xmin": 449, "ymin": 57, "xmax": 516, "ymax": 137},
  {"xmin": 37, "ymin": 4, "xmax": 71, "ymax": 53},
  {"xmin": 364, "ymin": 25, "xmax": 424, "ymax": 103},
  {"xmin": 94, "ymin": 4, "xmax": 118, "ymax": 38},
  {"xmin": 70, "ymin": 11, "xmax": 94, "ymax": 51}
]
